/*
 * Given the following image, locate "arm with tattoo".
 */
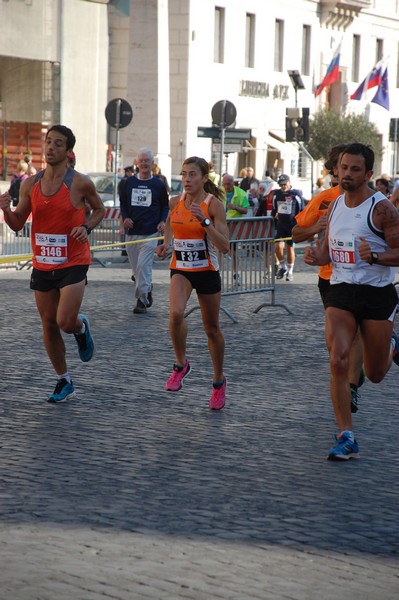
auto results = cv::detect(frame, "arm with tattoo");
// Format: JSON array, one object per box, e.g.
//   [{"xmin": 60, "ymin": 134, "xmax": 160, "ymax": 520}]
[{"xmin": 364, "ymin": 200, "xmax": 399, "ymax": 265}]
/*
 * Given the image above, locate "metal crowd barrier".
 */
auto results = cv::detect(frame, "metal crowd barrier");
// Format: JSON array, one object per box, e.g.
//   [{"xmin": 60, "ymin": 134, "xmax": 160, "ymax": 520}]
[
  {"xmin": 0, "ymin": 220, "xmax": 33, "ymax": 269},
  {"xmin": 0, "ymin": 211, "xmax": 291, "ymax": 322},
  {"xmin": 90, "ymin": 208, "xmax": 122, "ymax": 266},
  {"xmin": 0, "ymin": 209, "xmax": 123, "ymax": 269},
  {"xmin": 90, "ymin": 215, "xmax": 293, "ymax": 322},
  {"xmin": 186, "ymin": 216, "xmax": 292, "ymax": 323}
]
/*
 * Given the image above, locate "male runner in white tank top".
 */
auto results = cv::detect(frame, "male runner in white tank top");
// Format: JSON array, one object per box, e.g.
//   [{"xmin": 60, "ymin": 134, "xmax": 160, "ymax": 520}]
[{"xmin": 304, "ymin": 142, "xmax": 399, "ymax": 460}]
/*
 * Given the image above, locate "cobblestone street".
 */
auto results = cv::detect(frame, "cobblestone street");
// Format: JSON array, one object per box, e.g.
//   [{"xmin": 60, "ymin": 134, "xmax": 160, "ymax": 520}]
[{"xmin": 0, "ymin": 256, "xmax": 398, "ymax": 599}]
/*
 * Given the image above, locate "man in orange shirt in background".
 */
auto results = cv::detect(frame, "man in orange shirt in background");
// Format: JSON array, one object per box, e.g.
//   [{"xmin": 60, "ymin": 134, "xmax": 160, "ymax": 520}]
[{"xmin": 292, "ymin": 144, "xmax": 364, "ymax": 413}]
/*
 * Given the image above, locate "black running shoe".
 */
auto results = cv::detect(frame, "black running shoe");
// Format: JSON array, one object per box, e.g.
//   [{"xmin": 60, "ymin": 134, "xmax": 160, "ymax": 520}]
[
  {"xmin": 133, "ymin": 299, "xmax": 147, "ymax": 314},
  {"xmin": 350, "ymin": 385, "xmax": 359, "ymax": 413},
  {"xmin": 147, "ymin": 285, "xmax": 153, "ymax": 308},
  {"xmin": 276, "ymin": 267, "xmax": 287, "ymax": 280}
]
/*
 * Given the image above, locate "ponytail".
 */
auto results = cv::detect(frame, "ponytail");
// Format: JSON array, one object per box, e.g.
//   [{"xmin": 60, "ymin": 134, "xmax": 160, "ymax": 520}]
[{"xmin": 204, "ymin": 179, "xmax": 224, "ymax": 201}]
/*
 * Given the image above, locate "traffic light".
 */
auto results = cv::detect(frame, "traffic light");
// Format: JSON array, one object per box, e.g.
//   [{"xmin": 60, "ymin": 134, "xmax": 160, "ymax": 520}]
[{"xmin": 285, "ymin": 107, "xmax": 309, "ymax": 142}]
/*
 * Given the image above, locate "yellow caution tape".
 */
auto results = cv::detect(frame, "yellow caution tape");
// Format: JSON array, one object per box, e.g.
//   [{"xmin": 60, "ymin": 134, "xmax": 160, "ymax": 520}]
[
  {"xmin": 0, "ymin": 236, "xmax": 166, "ymax": 265},
  {"xmin": 0, "ymin": 253, "xmax": 33, "ymax": 265},
  {"xmin": 0, "ymin": 235, "xmax": 293, "ymax": 266},
  {"xmin": 90, "ymin": 236, "xmax": 165, "ymax": 251}
]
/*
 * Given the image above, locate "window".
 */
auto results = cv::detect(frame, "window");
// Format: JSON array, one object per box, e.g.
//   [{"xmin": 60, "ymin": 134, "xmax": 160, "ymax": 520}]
[
  {"xmin": 298, "ymin": 147, "xmax": 309, "ymax": 179},
  {"xmin": 245, "ymin": 13, "xmax": 255, "ymax": 68},
  {"xmin": 214, "ymin": 7, "xmax": 225, "ymax": 63},
  {"xmin": 301, "ymin": 25, "xmax": 311, "ymax": 76},
  {"xmin": 352, "ymin": 35, "xmax": 360, "ymax": 82},
  {"xmin": 274, "ymin": 20, "xmax": 284, "ymax": 72},
  {"xmin": 376, "ymin": 38, "xmax": 383, "ymax": 62}
]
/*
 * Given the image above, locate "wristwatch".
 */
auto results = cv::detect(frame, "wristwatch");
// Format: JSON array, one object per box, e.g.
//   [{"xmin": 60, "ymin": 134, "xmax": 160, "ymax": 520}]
[
  {"xmin": 369, "ymin": 252, "xmax": 379, "ymax": 265},
  {"xmin": 82, "ymin": 224, "xmax": 92, "ymax": 235},
  {"xmin": 201, "ymin": 218, "xmax": 211, "ymax": 227}
]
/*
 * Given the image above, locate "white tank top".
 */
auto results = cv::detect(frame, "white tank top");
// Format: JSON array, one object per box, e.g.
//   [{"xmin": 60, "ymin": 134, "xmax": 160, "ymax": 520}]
[{"xmin": 328, "ymin": 191, "xmax": 396, "ymax": 286}]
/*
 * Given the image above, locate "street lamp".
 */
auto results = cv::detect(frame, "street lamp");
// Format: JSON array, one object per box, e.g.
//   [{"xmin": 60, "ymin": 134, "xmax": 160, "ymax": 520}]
[{"xmin": 288, "ymin": 70, "xmax": 305, "ymax": 107}]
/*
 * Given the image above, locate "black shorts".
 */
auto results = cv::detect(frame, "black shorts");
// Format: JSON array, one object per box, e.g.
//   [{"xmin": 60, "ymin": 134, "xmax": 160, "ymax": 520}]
[
  {"xmin": 325, "ymin": 282, "xmax": 398, "ymax": 322},
  {"xmin": 30, "ymin": 265, "xmax": 89, "ymax": 292},
  {"xmin": 318, "ymin": 276, "xmax": 330, "ymax": 308},
  {"xmin": 275, "ymin": 224, "xmax": 294, "ymax": 247},
  {"xmin": 170, "ymin": 269, "xmax": 221, "ymax": 295}
]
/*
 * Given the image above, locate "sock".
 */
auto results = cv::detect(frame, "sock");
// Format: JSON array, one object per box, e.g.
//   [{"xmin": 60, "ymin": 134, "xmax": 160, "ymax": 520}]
[
  {"xmin": 339, "ymin": 430, "xmax": 354, "ymax": 441},
  {"xmin": 213, "ymin": 378, "xmax": 225, "ymax": 389},
  {"xmin": 174, "ymin": 360, "xmax": 187, "ymax": 371},
  {"xmin": 59, "ymin": 372, "xmax": 71, "ymax": 383},
  {"xmin": 287, "ymin": 263, "xmax": 294, "ymax": 274},
  {"xmin": 77, "ymin": 322, "xmax": 86, "ymax": 335},
  {"xmin": 280, "ymin": 261, "xmax": 286, "ymax": 270}
]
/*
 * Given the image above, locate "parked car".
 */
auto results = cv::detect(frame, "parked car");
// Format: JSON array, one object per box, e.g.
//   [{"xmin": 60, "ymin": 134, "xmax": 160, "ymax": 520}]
[
  {"xmin": 170, "ymin": 175, "xmax": 183, "ymax": 195},
  {"xmin": 87, "ymin": 172, "xmax": 122, "ymax": 207}
]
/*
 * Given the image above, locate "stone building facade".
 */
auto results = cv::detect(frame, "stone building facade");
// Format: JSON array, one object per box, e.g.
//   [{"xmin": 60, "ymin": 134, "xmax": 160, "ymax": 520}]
[{"xmin": 1, "ymin": 0, "xmax": 399, "ymax": 195}]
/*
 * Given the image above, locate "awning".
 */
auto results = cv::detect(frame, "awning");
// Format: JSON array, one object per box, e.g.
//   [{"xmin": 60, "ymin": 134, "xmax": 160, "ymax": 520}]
[{"xmin": 267, "ymin": 131, "xmax": 287, "ymax": 155}]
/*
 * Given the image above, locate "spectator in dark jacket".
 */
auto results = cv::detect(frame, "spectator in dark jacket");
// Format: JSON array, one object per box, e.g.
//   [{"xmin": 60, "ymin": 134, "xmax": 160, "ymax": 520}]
[{"xmin": 240, "ymin": 167, "xmax": 259, "ymax": 192}]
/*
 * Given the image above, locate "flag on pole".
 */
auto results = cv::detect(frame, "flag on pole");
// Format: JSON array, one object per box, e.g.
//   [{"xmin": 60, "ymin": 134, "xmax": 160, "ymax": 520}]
[
  {"xmin": 371, "ymin": 67, "xmax": 389, "ymax": 110},
  {"xmin": 350, "ymin": 61, "xmax": 384, "ymax": 101},
  {"xmin": 315, "ymin": 45, "xmax": 341, "ymax": 96}
]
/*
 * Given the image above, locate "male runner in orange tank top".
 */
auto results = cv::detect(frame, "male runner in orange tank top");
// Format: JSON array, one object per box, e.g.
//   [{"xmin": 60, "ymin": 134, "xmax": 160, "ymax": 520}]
[{"xmin": 0, "ymin": 125, "xmax": 105, "ymax": 402}]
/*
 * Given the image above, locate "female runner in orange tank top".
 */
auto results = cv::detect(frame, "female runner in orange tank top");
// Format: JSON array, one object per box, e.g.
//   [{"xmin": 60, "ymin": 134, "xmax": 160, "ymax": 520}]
[{"xmin": 156, "ymin": 157, "xmax": 229, "ymax": 410}]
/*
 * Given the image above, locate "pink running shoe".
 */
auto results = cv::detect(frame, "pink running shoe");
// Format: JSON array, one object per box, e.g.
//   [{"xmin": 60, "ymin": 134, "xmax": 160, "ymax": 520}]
[
  {"xmin": 165, "ymin": 360, "xmax": 191, "ymax": 391},
  {"xmin": 209, "ymin": 377, "xmax": 226, "ymax": 410}
]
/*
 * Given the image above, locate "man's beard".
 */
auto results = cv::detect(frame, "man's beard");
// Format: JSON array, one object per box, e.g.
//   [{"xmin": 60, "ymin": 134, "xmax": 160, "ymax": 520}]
[{"xmin": 341, "ymin": 180, "xmax": 356, "ymax": 191}]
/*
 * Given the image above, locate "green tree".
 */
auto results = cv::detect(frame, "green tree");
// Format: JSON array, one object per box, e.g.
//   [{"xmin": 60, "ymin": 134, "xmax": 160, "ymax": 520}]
[{"xmin": 305, "ymin": 109, "xmax": 382, "ymax": 162}]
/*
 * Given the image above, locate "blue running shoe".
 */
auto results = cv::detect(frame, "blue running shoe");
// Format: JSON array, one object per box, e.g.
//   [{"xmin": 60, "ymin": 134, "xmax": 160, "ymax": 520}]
[
  {"xmin": 48, "ymin": 378, "xmax": 76, "ymax": 403},
  {"xmin": 74, "ymin": 314, "xmax": 94, "ymax": 362},
  {"xmin": 327, "ymin": 431, "xmax": 360, "ymax": 460},
  {"xmin": 391, "ymin": 331, "xmax": 399, "ymax": 366}
]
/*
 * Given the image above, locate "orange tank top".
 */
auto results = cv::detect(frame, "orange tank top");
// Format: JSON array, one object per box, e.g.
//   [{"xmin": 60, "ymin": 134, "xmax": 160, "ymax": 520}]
[
  {"xmin": 30, "ymin": 168, "xmax": 91, "ymax": 270},
  {"xmin": 295, "ymin": 186, "xmax": 340, "ymax": 281},
  {"xmin": 169, "ymin": 193, "xmax": 219, "ymax": 272}
]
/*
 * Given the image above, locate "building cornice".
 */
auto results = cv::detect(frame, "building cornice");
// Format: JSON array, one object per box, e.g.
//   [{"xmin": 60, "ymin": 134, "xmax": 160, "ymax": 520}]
[{"xmin": 320, "ymin": 0, "xmax": 372, "ymax": 30}]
